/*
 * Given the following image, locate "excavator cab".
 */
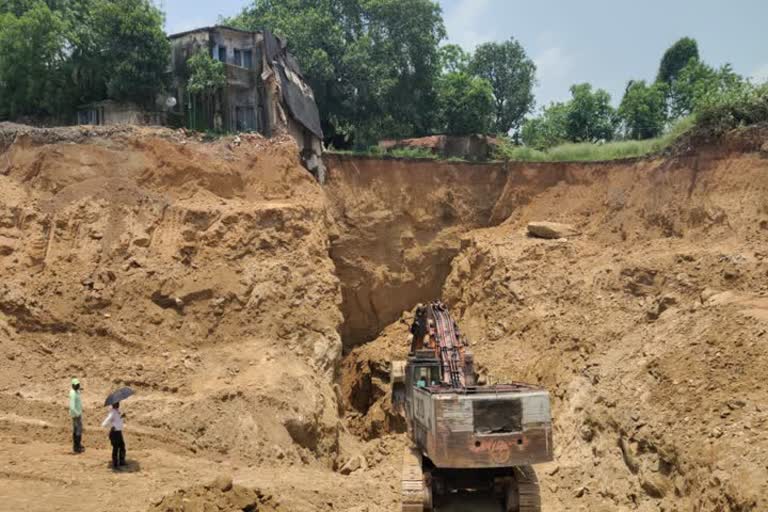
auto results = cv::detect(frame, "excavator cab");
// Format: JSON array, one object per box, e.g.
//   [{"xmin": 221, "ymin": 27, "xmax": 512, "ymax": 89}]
[{"xmin": 392, "ymin": 351, "xmax": 441, "ymax": 429}]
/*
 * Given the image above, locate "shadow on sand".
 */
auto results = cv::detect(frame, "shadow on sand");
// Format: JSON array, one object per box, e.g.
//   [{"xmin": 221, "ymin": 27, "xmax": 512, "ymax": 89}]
[{"xmin": 106, "ymin": 460, "xmax": 141, "ymax": 473}]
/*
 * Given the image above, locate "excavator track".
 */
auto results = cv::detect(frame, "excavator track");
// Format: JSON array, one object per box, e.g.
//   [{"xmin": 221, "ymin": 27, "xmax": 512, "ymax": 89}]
[
  {"xmin": 513, "ymin": 466, "xmax": 541, "ymax": 512},
  {"xmin": 401, "ymin": 446, "xmax": 427, "ymax": 511}
]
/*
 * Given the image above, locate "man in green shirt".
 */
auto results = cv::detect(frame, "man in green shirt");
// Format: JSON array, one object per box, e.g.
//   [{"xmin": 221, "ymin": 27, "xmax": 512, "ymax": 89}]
[{"xmin": 69, "ymin": 378, "xmax": 84, "ymax": 453}]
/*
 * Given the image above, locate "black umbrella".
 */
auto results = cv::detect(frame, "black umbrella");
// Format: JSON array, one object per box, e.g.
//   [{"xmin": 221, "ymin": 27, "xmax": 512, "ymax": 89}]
[{"xmin": 104, "ymin": 387, "xmax": 135, "ymax": 407}]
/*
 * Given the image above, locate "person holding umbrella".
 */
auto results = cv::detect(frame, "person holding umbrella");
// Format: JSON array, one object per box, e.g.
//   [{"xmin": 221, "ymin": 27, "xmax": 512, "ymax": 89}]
[
  {"xmin": 102, "ymin": 387, "xmax": 134, "ymax": 470},
  {"xmin": 69, "ymin": 378, "xmax": 84, "ymax": 453}
]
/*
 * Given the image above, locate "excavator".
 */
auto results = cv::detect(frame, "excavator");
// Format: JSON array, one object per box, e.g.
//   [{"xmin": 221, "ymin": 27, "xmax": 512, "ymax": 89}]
[{"xmin": 392, "ymin": 301, "xmax": 553, "ymax": 511}]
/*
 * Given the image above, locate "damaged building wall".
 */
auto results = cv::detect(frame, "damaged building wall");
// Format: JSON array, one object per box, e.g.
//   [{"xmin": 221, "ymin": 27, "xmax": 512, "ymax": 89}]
[
  {"xmin": 77, "ymin": 100, "xmax": 163, "ymax": 126},
  {"xmin": 168, "ymin": 27, "xmax": 265, "ymax": 133},
  {"xmin": 168, "ymin": 26, "xmax": 326, "ymax": 182}
]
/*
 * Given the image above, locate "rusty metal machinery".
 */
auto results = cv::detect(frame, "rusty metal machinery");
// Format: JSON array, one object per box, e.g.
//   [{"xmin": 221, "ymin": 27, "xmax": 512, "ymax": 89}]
[{"xmin": 394, "ymin": 302, "xmax": 554, "ymax": 512}]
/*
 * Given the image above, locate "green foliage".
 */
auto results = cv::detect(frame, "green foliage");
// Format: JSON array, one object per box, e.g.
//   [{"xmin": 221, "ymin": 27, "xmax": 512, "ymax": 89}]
[
  {"xmin": 653, "ymin": 38, "xmax": 766, "ymax": 139},
  {"xmin": 186, "ymin": 51, "xmax": 226, "ymax": 95},
  {"xmin": 694, "ymin": 82, "xmax": 768, "ymax": 136},
  {"xmin": 0, "ymin": 0, "xmax": 169, "ymax": 120},
  {"xmin": 523, "ymin": 83, "xmax": 616, "ymax": 149},
  {"xmin": 388, "ymin": 147, "xmax": 438, "ymax": 159},
  {"xmin": 0, "ymin": 0, "xmax": 58, "ymax": 15},
  {"xmin": 520, "ymin": 102, "xmax": 568, "ymax": 150},
  {"xmin": 0, "ymin": 1, "xmax": 67, "ymax": 118},
  {"xmin": 228, "ymin": 0, "xmax": 446, "ymax": 146},
  {"xmin": 657, "ymin": 37, "xmax": 699, "ymax": 84},
  {"xmin": 88, "ymin": 0, "xmax": 170, "ymax": 105},
  {"xmin": 437, "ymin": 72, "xmax": 494, "ymax": 135},
  {"xmin": 439, "ymin": 44, "xmax": 470, "ymax": 74},
  {"xmin": 668, "ymin": 60, "xmax": 746, "ymax": 118},
  {"xmin": 618, "ymin": 80, "xmax": 668, "ymax": 139},
  {"xmin": 469, "ymin": 38, "xmax": 536, "ymax": 133},
  {"xmin": 498, "ymin": 139, "xmax": 657, "ymax": 162},
  {"xmin": 499, "ymin": 116, "xmax": 694, "ymax": 162},
  {"xmin": 326, "ymin": 145, "xmax": 436, "ymax": 160},
  {"xmin": 565, "ymin": 83, "xmax": 616, "ymax": 142}
]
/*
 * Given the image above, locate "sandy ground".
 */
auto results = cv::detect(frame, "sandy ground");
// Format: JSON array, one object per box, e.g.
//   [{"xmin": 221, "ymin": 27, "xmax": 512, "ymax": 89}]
[{"xmin": 1, "ymin": 123, "xmax": 768, "ymax": 511}]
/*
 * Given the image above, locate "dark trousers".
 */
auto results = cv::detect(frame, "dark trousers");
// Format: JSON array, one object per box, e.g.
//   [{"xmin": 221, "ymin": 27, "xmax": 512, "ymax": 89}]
[
  {"xmin": 109, "ymin": 429, "xmax": 126, "ymax": 467},
  {"xmin": 72, "ymin": 417, "xmax": 83, "ymax": 452}
]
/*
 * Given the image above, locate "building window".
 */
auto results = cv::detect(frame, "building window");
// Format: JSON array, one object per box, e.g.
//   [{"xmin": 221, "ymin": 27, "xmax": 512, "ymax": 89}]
[
  {"xmin": 218, "ymin": 46, "xmax": 227, "ymax": 63},
  {"xmin": 234, "ymin": 49, "xmax": 242, "ymax": 67},
  {"xmin": 243, "ymin": 50, "xmax": 253, "ymax": 69}
]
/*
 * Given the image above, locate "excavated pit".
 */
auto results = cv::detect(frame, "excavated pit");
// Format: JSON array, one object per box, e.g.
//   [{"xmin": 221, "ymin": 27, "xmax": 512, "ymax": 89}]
[
  {"xmin": 323, "ymin": 153, "xmax": 642, "ymax": 350},
  {"xmin": 1, "ymin": 123, "xmax": 768, "ymax": 512},
  {"xmin": 323, "ymin": 154, "xmax": 512, "ymax": 349},
  {"xmin": 328, "ymin": 130, "xmax": 768, "ymax": 511}
]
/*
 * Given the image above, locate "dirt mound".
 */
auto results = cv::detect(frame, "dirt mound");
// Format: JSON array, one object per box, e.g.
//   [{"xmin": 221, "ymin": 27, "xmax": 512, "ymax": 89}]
[
  {"xmin": 0, "ymin": 125, "xmax": 347, "ymax": 511},
  {"xmin": 148, "ymin": 476, "xmax": 277, "ymax": 512}
]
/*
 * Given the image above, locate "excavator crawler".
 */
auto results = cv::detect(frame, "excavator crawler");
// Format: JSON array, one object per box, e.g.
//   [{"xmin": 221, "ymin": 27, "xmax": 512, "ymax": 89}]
[{"xmin": 392, "ymin": 302, "xmax": 554, "ymax": 511}]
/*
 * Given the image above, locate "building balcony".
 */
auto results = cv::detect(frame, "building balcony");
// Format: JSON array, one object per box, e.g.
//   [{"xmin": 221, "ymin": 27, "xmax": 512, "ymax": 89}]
[{"xmin": 225, "ymin": 64, "xmax": 256, "ymax": 89}]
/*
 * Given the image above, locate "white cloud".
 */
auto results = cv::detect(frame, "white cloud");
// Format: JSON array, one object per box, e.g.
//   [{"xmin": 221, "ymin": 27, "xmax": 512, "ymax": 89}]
[
  {"xmin": 751, "ymin": 63, "xmax": 768, "ymax": 84},
  {"xmin": 535, "ymin": 47, "xmax": 573, "ymax": 81},
  {"xmin": 441, "ymin": 0, "xmax": 495, "ymax": 51},
  {"xmin": 533, "ymin": 46, "xmax": 575, "ymax": 105}
]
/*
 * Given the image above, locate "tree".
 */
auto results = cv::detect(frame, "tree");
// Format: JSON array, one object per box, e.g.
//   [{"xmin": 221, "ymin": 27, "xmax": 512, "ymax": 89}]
[
  {"xmin": 439, "ymin": 44, "xmax": 470, "ymax": 74},
  {"xmin": 185, "ymin": 50, "xmax": 226, "ymax": 131},
  {"xmin": 565, "ymin": 83, "xmax": 616, "ymax": 142},
  {"xmin": 437, "ymin": 72, "xmax": 494, "ymax": 135},
  {"xmin": 618, "ymin": 80, "xmax": 668, "ymax": 139},
  {"xmin": 228, "ymin": 0, "xmax": 446, "ymax": 146},
  {"xmin": 0, "ymin": 2, "xmax": 67, "ymax": 118},
  {"xmin": 186, "ymin": 51, "xmax": 227, "ymax": 96},
  {"xmin": 657, "ymin": 37, "xmax": 699, "ymax": 85},
  {"xmin": 669, "ymin": 60, "xmax": 746, "ymax": 118},
  {"xmin": 0, "ymin": 0, "xmax": 92, "ymax": 17},
  {"xmin": 88, "ymin": 0, "xmax": 170, "ymax": 105},
  {"xmin": 521, "ymin": 84, "xmax": 616, "ymax": 148},
  {"xmin": 1, "ymin": 0, "xmax": 172, "ymax": 121},
  {"xmin": 520, "ymin": 101, "xmax": 569, "ymax": 149},
  {"xmin": 468, "ymin": 38, "xmax": 536, "ymax": 134}
]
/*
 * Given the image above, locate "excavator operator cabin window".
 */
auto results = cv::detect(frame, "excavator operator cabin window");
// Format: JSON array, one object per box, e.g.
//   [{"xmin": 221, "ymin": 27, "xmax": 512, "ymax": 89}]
[{"xmin": 415, "ymin": 366, "xmax": 440, "ymax": 387}]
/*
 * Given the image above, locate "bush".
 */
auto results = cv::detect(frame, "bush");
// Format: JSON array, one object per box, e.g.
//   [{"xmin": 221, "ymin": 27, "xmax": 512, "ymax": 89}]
[
  {"xmin": 388, "ymin": 147, "xmax": 438, "ymax": 160},
  {"xmin": 694, "ymin": 83, "xmax": 768, "ymax": 136}
]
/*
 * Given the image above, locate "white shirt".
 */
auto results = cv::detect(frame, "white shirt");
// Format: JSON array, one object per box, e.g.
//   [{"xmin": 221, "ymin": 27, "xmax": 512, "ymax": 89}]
[{"xmin": 101, "ymin": 409, "xmax": 124, "ymax": 431}]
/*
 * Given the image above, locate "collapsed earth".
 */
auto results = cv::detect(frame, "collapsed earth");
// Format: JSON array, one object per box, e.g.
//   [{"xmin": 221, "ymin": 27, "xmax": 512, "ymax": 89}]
[{"xmin": 1, "ymin": 122, "xmax": 767, "ymax": 512}]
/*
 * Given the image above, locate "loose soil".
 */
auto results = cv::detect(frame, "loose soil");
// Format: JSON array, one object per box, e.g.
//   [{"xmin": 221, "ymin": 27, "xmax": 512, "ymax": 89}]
[{"xmin": 1, "ymin": 122, "xmax": 767, "ymax": 511}]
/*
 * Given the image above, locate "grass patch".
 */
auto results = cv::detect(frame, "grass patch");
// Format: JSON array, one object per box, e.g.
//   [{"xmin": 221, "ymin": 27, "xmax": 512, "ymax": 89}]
[
  {"xmin": 387, "ymin": 147, "xmax": 438, "ymax": 159},
  {"xmin": 496, "ymin": 116, "xmax": 696, "ymax": 162},
  {"xmin": 326, "ymin": 145, "xmax": 438, "ymax": 160},
  {"xmin": 326, "ymin": 116, "xmax": 699, "ymax": 163}
]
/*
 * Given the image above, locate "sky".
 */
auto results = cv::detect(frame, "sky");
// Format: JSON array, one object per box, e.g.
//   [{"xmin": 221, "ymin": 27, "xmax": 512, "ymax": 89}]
[{"xmin": 162, "ymin": 0, "xmax": 768, "ymax": 110}]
